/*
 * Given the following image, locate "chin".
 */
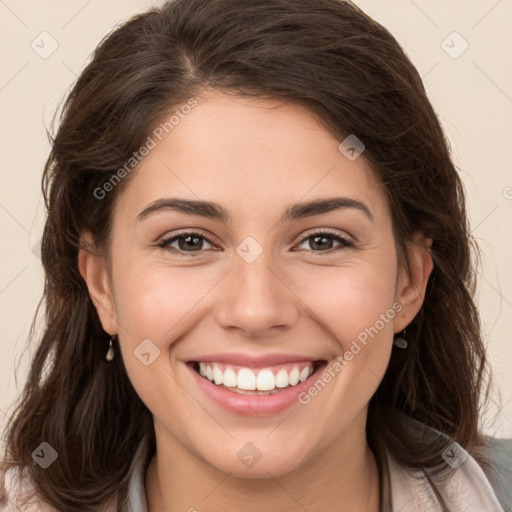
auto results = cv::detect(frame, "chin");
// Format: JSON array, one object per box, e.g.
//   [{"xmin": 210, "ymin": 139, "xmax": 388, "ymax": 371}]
[{"xmin": 197, "ymin": 435, "xmax": 312, "ymax": 479}]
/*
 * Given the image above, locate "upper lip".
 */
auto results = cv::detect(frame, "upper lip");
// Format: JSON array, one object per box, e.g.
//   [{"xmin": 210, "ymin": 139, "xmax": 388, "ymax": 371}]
[{"xmin": 186, "ymin": 353, "xmax": 325, "ymax": 368}]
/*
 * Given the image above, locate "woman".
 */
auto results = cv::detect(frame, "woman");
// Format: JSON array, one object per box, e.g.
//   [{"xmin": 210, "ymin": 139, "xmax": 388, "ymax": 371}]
[{"xmin": 0, "ymin": 0, "xmax": 510, "ymax": 510}]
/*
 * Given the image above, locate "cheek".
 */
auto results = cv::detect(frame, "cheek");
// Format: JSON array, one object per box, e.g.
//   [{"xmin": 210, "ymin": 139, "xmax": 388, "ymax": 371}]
[
  {"xmin": 112, "ymin": 263, "xmax": 204, "ymax": 418},
  {"xmin": 295, "ymin": 257, "xmax": 398, "ymax": 348},
  {"xmin": 114, "ymin": 265, "xmax": 211, "ymax": 344},
  {"xmin": 294, "ymin": 264, "xmax": 398, "ymax": 420},
  {"xmin": 292, "ymin": 254, "xmax": 399, "ymax": 412},
  {"xmin": 110, "ymin": 251, "xmax": 228, "ymax": 394}
]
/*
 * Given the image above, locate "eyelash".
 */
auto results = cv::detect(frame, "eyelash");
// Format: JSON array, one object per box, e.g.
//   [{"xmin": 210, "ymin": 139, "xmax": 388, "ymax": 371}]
[{"xmin": 156, "ymin": 228, "xmax": 354, "ymax": 256}]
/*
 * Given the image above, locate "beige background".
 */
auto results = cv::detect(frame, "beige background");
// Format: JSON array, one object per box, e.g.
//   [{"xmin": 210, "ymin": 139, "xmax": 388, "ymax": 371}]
[{"xmin": 1, "ymin": 0, "xmax": 511, "ymax": 438}]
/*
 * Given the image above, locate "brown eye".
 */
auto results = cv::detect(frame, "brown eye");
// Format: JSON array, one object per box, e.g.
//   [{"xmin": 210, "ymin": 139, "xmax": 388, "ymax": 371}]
[
  {"xmin": 157, "ymin": 231, "xmax": 215, "ymax": 255},
  {"xmin": 295, "ymin": 231, "xmax": 354, "ymax": 253}
]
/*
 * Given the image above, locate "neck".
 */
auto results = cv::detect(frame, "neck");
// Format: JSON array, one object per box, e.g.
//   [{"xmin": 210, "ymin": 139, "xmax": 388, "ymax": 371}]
[{"xmin": 145, "ymin": 413, "xmax": 380, "ymax": 512}]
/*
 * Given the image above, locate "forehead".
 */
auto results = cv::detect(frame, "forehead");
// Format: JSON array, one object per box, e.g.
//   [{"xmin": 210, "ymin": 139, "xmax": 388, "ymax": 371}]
[{"xmin": 116, "ymin": 90, "xmax": 390, "ymax": 225}]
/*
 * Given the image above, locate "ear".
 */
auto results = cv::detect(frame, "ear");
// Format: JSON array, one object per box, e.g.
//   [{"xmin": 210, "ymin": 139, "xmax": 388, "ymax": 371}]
[
  {"xmin": 77, "ymin": 230, "xmax": 118, "ymax": 335},
  {"xmin": 394, "ymin": 232, "xmax": 434, "ymax": 333}
]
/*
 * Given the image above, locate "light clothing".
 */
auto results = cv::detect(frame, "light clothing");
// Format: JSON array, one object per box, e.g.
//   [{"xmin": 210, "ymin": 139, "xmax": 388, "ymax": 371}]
[
  {"xmin": 387, "ymin": 441, "xmax": 508, "ymax": 511},
  {"xmin": 2, "ymin": 420, "xmax": 510, "ymax": 511}
]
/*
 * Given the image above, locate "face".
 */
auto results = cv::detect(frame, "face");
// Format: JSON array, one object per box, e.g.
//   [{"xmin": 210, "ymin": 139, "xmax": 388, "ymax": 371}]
[{"xmin": 81, "ymin": 89, "xmax": 431, "ymax": 478}]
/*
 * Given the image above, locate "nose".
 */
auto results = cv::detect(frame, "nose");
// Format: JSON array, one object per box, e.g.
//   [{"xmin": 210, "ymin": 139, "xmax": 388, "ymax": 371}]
[{"xmin": 214, "ymin": 247, "xmax": 301, "ymax": 339}]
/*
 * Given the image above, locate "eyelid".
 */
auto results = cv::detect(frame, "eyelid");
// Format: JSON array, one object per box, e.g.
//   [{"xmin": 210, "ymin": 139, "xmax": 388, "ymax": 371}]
[
  {"xmin": 157, "ymin": 228, "xmax": 219, "ymax": 245},
  {"xmin": 295, "ymin": 227, "xmax": 354, "ymax": 245}
]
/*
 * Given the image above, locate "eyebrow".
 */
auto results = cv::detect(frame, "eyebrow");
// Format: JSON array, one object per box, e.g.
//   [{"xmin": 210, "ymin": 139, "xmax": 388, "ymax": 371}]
[{"xmin": 136, "ymin": 196, "xmax": 374, "ymax": 224}]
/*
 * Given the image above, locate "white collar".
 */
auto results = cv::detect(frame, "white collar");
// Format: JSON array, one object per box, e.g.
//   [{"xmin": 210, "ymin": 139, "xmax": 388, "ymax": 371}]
[{"xmin": 386, "ymin": 441, "xmax": 505, "ymax": 511}]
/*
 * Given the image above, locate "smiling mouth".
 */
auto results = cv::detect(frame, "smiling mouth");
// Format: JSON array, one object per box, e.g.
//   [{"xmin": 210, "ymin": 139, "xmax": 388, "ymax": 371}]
[{"xmin": 188, "ymin": 360, "xmax": 327, "ymax": 395}]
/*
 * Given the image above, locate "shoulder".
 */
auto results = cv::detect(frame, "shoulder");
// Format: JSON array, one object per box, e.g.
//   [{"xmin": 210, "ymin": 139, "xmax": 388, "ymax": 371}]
[
  {"xmin": 0, "ymin": 466, "xmax": 123, "ymax": 512},
  {"xmin": 387, "ymin": 414, "xmax": 509, "ymax": 511},
  {"xmin": 0, "ymin": 434, "xmax": 151, "ymax": 512},
  {"xmin": 387, "ymin": 443, "xmax": 507, "ymax": 511},
  {"xmin": 481, "ymin": 436, "xmax": 512, "ymax": 510}
]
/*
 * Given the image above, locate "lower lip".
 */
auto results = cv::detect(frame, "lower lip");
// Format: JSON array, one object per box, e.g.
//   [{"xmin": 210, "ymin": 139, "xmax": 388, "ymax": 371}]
[{"xmin": 187, "ymin": 362, "xmax": 327, "ymax": 417}]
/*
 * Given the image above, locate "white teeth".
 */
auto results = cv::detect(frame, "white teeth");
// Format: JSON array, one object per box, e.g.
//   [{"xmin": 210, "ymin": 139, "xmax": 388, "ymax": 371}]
[
  {"xmin": 288, "ymin": 367, "xmax": 300, "ymax": 386},
  {"xmin": 213, "ymin": 366, "xmax": 223, "ymax": 385},
  {"xmin": 256, "ymin": 369, "xmax": 275, "ymax": 391},
  {"xmin": 237, "ymin": 368, "xmax": 256, "ymax": 390},
  {"xmin": 196, "ymin": 361, "xmax": 316, "ymax": 391},
  {"xmin": 275, "ymin": 369, "xmax": 289, "ymax": 388},
  {"xmin": 299, "ymin": 366, "xmax": 310, "ymax": 382},
  {"xmin": 223, "ymin": 367, "xmax": 237, "ymax": 387}
]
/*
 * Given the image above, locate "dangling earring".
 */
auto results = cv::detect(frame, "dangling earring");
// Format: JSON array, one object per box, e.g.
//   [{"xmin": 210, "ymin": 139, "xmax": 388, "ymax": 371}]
[
  {"xmin": 106, "ymin": 335, "xmax": 116, "ymax": 361},
  {"xmin": 393, "ymin": 328, "xmax": 408, "ymax": 349}
]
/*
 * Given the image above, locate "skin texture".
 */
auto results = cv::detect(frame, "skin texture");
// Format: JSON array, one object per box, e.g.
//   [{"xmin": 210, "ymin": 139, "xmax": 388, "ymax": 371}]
[{"xmin": 79, "ymin": 90, "xmax": 433, "ymax": 512}]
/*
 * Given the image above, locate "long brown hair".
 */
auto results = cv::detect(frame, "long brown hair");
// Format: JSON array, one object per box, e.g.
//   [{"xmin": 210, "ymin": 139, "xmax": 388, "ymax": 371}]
[{"xmin": 0, "ymin": 1, "xmax": 497, "ymax": 510}]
